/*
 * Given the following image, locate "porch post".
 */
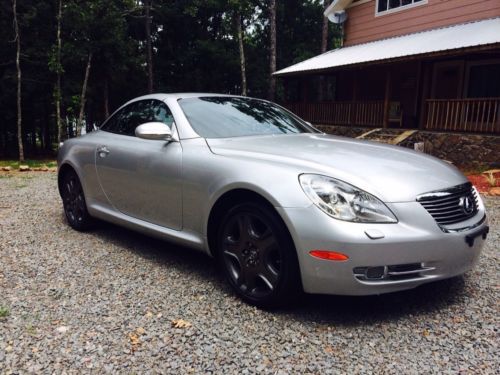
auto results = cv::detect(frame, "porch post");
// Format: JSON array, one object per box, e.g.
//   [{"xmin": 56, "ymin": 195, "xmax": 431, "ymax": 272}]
[
  {"xmin": 350, "ymin": 71, "xmax": 358, "ymax": 126},
  {"xmin": 301, "ymin": 77, "xmax": 308, "ymax": 103},
  {"xmin": 418, "ymin": 62, "xmax": 432, "ymax": 129},
  {"xmin": 383, "ymin": 69, "xmax": 391, "ymax": 128}
]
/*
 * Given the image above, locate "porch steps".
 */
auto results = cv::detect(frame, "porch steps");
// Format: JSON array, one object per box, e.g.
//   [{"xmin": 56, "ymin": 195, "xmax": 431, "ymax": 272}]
[{"xmin": 356, "ymin": 129, "xmax": 418, "ymax": 145}]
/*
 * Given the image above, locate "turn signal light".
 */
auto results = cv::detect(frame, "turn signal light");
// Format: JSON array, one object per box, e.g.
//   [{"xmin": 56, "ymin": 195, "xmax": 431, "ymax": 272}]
[{"xmin": 309, "ymin": 250, "xmax": 349, "ymax": 261}]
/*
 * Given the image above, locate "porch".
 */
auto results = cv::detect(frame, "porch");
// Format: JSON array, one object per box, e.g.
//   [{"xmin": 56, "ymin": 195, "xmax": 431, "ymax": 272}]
[
  {"xmin": 284, "ymin": 98, "xmax": 500, "ymax": 134},
  {"xmin": 275, "ymin": 18, "xmax": 500, "ymax": 135}
]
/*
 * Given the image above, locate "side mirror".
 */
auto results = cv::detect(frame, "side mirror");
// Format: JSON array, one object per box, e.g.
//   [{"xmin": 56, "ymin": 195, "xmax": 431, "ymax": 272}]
[{"xmin": 135, "ymin": 122, "xmax": 173, "ymax": 141}]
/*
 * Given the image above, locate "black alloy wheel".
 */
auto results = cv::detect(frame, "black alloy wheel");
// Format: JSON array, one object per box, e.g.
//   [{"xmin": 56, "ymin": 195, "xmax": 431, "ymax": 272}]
[
  {"xmin": 61, "ymin": 170, "xmax": 92, "ymax": 231},
  {"xmin": 217, "ymin": 202, "xmax": 300, "ymax": 307}
]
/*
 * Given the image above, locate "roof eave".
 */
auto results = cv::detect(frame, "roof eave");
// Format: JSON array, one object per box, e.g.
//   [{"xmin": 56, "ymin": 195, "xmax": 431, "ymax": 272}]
[{"xmin": 324, "ymin": 0, "xmax": 354, "ymax": 17}]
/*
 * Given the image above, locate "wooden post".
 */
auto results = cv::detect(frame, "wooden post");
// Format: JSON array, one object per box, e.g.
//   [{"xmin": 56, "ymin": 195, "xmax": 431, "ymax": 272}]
[
  {"xmin": 350, "ymin": 70, "xmax": 358, "ymax": 126},
  {"xmin": 301, "ymin": 77, "xmax": 308, "ymax": 103},
  {"xmin": 418, "ymin": 62, "xmax": 431, "ymax": 130},
  {"xmin": 383, "ymin": 69, "xmax": 391, "ymax": 128}
]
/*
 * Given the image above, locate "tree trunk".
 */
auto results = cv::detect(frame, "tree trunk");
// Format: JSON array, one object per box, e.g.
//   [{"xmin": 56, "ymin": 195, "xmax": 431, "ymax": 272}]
[
  {"xmin": 236, "ymin": 12, "xmax": 247, "ymax": 96},
  {"xmin": 145, "ymin": 0, "xmax": 153, "ymax": 93},
  {"xmin": 268, "ymin": 0, "xmax": 276, "ymax": 101},
  {"xmin": 12, "ymin": 0, "xmax": 24, "ymax": 161},
  {"xmin": 104, "ymin": 77, "xmax": 110, "ymax": 119},
  {"xmin": 44, "ymin": 99, "xmax": 51, "ymax": 151},
  {"xmin": 321, "ymin": 0, "xmax": 330, "ymax": 53},
  {"xmin": 319, "ymin": 0, "xmax": 330, "ymax": 101},
  {"xmin": 77, "ymin": 53, "xmax": 92, "ymax": 136},
  {"xmin": 55, "ymin": 0, "xmax": 63, "ymax": 144}
]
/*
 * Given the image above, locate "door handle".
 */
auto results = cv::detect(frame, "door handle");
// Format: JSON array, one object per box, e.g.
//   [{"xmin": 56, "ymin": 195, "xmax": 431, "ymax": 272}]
[{"xmin": 97, "ymin": 146, "xmax": 110, "ymax": 157}]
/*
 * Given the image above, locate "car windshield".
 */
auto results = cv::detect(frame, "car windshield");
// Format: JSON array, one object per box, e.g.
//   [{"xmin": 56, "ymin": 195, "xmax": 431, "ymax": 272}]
[{"xmin": 178, "ymin": 97, "xmax": 314, "ymax": 138}]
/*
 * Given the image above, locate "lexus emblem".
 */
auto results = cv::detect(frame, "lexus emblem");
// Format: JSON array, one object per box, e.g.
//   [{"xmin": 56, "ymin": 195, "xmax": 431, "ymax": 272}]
[{"xmin": 459, "ymin": 196, "xmax": 473, "ymax": 214}]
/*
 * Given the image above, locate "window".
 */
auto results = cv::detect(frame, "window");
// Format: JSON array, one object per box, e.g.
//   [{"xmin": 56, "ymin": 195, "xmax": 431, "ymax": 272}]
[
  {"xmin": 150, "ymin": 100, "xmax": 175, "ymax": 128},
  {"xmin": 466, "ymin": 62, "xmax": 500, "ymax": 98},
  {"xmin": 178, "ymin": 97, "xmax": 314, "ymax": 138},
  {"xmin": 376, "ymin": 0, "xmax": 426, "ymax": 15},
  {"xmin": 101, "ymin": 100, "xmax": 174, "ymax": 136}
]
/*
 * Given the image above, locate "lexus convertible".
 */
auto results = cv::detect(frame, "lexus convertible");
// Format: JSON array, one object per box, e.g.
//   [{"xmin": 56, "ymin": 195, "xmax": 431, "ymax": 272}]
[{"xmin": 57, "ymin": 93, "xmax": 488, "ymax": 307}]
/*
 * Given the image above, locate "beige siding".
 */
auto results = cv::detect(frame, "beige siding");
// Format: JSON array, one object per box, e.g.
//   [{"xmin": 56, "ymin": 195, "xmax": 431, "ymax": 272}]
[{"xmin": 344, "ymin": 0, "xmax": 500, "ymax": 46}]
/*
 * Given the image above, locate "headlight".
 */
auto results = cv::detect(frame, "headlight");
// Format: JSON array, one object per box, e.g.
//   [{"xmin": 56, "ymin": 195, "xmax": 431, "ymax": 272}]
[{"xmin": 299, "ymin": 174, "xmax": 397, "ymax": 223}]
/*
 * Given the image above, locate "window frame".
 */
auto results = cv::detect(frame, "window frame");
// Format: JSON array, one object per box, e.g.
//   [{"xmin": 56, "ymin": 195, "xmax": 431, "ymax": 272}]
[{"xmin": 375, "ymin": 0, "xmax": 427, "ymax": 17}]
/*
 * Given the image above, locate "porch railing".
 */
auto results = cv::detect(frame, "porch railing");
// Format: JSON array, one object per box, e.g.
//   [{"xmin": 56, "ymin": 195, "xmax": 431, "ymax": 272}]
[
  {"xmin": 425, "ymin": 98, "xmax": 500, "ymax": 134},
  {"xmin": 284, "ymin": 101, "xmax": 384, "ymax": 127}
]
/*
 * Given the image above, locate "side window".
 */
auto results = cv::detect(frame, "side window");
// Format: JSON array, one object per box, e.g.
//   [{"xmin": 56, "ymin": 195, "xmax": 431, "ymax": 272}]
[
  {"xmin": 100, "ymin": 108, "xmax": 124, "ymax": 133},
  {"xmin": 151, "ymin": 100, "xmax": 175, "ymax": 129},
  {"xmin": 115, "ymin": 100, "xmax": 152, "ymax": 136},
  {"xmin": 100, "ymin": 100, "xmax": 174, "ymax": 136}
]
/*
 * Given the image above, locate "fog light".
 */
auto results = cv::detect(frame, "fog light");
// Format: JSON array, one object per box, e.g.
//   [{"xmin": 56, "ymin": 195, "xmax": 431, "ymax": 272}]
[
  {"xmin": 309, "ymin": 250, "xmax": 349, "ymax": 261},
  {"xmin": 366, "ymin": 266, "xmax": 386, "ymax": 279}
]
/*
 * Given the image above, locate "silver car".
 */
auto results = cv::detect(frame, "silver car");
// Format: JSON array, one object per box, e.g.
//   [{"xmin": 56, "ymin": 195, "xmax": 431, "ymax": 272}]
[{"xmin": 57, "ymin": 93, "xmax": 489, "ymax": 307}]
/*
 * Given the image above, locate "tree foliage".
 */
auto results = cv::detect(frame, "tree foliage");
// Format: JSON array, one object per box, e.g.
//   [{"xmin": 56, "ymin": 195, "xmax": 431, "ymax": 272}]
[{"xmin": 0, "ymin": 0, "xmax": 339, "ymax": 158}]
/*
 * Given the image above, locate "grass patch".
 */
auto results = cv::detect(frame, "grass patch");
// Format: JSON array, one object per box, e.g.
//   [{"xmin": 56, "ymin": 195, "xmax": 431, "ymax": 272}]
[
  {"xmin": 0, "ymin": 159, "xmax": 57, "ymax": 169},
  {"xmin": 0, "ymin": 306, "xmax": 9, "ymax": 318}
]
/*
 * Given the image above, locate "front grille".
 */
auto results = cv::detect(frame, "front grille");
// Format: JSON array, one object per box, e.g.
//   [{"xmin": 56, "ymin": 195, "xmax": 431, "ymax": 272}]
[{"xmin": 417, "ymin": 183, "xmax": 478, "ymax": 226}]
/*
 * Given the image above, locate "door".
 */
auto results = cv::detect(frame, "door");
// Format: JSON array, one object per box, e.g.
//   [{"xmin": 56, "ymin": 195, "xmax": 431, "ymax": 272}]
[
  {"xmin": 431, "ymin": 61, "xmax": 464, "ymax": 99},
  {"xmin": 95, "ymin": 99, "xmax": 182, "ymax": 230}
]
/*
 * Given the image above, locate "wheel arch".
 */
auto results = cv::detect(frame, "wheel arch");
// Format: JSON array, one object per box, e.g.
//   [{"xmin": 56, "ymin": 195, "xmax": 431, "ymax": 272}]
[
  {"xmin": 206, "ymin": 188, "xmax": 292, "ymax": 258},
  {"xmin": 57, "ymin": 162, "xmax": 82, "ymax": 198}
]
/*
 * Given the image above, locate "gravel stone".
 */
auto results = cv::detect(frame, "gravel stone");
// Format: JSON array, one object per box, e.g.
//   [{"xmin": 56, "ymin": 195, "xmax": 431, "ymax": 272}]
[{"xmin": 0, "ymin": 172, "xmax": 498, "ymax": 373}]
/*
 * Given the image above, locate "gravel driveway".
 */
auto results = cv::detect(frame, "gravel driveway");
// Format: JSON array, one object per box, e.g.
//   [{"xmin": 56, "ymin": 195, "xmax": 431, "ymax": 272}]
[{"xmin": 0, "ymin": 172, "xmax": 498, "ymax": 374}]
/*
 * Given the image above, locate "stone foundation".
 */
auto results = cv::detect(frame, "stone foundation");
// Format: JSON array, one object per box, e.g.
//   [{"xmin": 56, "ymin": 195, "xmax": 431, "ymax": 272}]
[{"xmin": 315, "ymin": 125, "xmax": 500, "ymax": 171}]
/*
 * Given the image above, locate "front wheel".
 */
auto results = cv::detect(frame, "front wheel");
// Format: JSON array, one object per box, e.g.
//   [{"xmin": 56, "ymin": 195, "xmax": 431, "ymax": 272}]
[
  {"xmin": 60, "ymin": 170, "xmax": 93, "ymax": 231},
  {"xmin": 217, "ymin": 202, "xmax": 301, "ymax": 308}
]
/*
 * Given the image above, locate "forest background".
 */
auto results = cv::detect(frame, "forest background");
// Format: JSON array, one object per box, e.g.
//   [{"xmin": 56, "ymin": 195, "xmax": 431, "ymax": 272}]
[{"xmin": 1, "ymin": 0, "xmax": 340, "ymax": 160}]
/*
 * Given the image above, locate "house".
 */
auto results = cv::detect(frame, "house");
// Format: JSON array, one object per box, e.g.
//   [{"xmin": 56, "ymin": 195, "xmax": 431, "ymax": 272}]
[{"xmin": 275, "ymin": 0, "xmax": 500, "ymax": 135}]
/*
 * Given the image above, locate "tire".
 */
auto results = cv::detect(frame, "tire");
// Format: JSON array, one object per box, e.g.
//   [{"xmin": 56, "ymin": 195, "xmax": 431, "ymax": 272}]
[
  {"xmin": 216, "ymin": 201, "xmax": 301, "ymax": 308},
  {"xmin": 60, "ymin": 169, "xmax": 93, "ymax": 231}
]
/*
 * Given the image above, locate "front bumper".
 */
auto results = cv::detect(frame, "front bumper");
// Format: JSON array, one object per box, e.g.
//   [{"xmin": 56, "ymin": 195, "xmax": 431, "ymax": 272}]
[{"xmin": 277, "ymin": 200, "xmax": 487, "ymax": 296}]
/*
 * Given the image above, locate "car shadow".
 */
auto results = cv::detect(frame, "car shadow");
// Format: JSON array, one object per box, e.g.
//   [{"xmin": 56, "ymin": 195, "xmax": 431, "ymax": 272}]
[
  {"xmin": 82, "ymin": 217, "xmax": 469, "ymax": 325},
  {"xmin": 85, "ymin": 218, "xmax": 225, "ymax": 288},
  {"xmin": 276, "ymin": 276, "xmax": 467, "ymax": 326}
]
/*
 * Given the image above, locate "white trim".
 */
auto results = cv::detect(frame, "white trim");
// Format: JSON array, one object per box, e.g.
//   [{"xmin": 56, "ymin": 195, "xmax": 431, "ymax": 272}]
[
  {"xmin": 324, "ymin": 0, "xmax": 355, "ymax": 17},
  {"xmin": 375, "ymin": 0, "xmax": 428, "ymax": 17},
  {"xmin": 348, "ymin": 0, "xmax": 372, "ymax": 9}
]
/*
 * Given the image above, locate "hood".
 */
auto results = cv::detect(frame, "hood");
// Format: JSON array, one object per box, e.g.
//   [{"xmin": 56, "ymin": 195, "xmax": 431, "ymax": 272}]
[{"xmin": 206, "ymin": 133, "xmax": 467, "ymax": 203}]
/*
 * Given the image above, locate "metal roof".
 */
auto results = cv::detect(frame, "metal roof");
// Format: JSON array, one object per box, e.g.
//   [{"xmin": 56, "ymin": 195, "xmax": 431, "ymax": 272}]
[{"xmin": 274, "ymin": 18, "xmax": 500, "ymax": 76}]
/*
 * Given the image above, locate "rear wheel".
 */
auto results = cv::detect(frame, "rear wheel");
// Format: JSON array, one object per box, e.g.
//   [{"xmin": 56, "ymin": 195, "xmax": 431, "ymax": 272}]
[
  {"xmin": 217, "ymin": 202, "xmax": 301, "ymax": 308},
  {"xmin": 60, "ymin": 170, "xmax": 93, "ymax": 231}
]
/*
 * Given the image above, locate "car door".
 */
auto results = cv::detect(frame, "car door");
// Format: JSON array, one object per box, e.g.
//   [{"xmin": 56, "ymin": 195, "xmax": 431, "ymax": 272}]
[{"xmin": 95, "ymin": 99, "xmax": 182, "ymax": 230}]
